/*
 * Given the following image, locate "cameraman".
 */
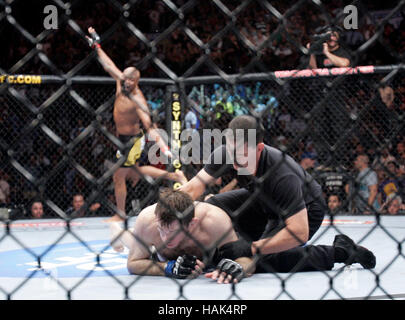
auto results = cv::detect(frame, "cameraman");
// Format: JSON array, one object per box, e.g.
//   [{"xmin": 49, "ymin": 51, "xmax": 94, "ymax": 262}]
[{"xmin": 307, "ymin": 26, "xmax": 351, "ymax": 68}]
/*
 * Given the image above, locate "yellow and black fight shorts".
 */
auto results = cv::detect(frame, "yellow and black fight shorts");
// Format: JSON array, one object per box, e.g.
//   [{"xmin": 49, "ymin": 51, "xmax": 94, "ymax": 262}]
[{"xmin": 115, "ymin": 132, "xmax": 145, "ymax": 167}]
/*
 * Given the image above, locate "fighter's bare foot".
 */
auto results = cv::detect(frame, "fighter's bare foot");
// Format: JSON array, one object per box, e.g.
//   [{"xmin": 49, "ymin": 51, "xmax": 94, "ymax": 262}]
[
  {"xmin": 111, "ymin": 241, "xmax": 124, "ymax": 253},
  {"xmin": 108, "ymin": 221, "xmax": 125, "ymax": 252},
  {"xmin": 175, "ymin": 170, "xmax": 188, "ymax": 185}
]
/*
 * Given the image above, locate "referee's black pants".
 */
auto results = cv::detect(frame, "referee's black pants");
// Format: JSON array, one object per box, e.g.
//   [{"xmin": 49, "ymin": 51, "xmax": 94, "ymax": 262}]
[{"xmin": 206, "ymin": 189, "xmax": 335, "ymax": 272}]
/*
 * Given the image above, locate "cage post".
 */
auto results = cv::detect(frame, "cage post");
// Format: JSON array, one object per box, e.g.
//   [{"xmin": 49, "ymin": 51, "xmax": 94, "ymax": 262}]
[{"xmin": 165, "ymin": 84, "xmax": 184, "ymax": 189}]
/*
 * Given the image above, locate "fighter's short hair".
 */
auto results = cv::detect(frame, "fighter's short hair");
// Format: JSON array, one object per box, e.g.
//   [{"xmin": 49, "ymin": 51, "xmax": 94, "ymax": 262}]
[{"xmin": 155, "ymin": 188, "xmax": 194, "ymax": 227}]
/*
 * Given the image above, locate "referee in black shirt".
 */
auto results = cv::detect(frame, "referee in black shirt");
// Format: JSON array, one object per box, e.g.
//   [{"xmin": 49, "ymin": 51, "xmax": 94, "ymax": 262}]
[{"xmin": 180, "ymin": 115, "xmax": 327, "ymax": 259}]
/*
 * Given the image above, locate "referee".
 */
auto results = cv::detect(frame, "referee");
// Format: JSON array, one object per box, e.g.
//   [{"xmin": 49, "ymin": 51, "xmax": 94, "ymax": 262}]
[{"xmin": 180, "ymin": 115, "xmax": 326, "ymax": 259}]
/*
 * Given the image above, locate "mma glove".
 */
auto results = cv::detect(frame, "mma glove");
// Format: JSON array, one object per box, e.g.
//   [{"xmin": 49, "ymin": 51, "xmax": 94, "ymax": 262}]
[
  {"xmin": 216, "ymin": 258, "xmax": 245, "ymax": 282},
  {"xmin": 218, "ymin": 238, "xmax": 253, "ymax": 260},
  {"xmin": 165, "ymin": 254, "xmax": 197, "ymax": 279},
  {"xmin": 87, "ymin": 30, "xmax": 101, "ymax": 49}
]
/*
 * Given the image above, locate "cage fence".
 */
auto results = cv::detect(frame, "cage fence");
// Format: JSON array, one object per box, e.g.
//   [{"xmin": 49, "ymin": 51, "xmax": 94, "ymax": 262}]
[{"xmin": 0, "ymin": 0, "xmax": 404, "ymax": 300}]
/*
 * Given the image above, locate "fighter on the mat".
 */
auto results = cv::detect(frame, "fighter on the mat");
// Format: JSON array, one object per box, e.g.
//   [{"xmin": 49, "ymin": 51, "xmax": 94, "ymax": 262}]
[
  {"xmin": 112, "ymin": 189, "xmax": 376, "ymax": 284},
  {"xmin": 86, "ymin": 27, "xmax": 187, "ymax": 223}
]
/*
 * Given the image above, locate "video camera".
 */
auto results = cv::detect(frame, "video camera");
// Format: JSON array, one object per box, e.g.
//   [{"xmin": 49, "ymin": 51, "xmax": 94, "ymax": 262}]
[
  {"xmin": 309, "ymin": 32, "xmax": 332, "ymax": 55},
  {"xmin": 308, "ymin": 25, "xmax": 342, "ymax": 55}
]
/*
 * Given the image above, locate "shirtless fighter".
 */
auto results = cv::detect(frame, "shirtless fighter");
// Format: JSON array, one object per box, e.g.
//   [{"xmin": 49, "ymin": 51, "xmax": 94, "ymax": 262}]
[
  {"xmin": 86, "ymin": 27, "xmax": 187, "ymax": 222},
  {"xmin": 116, "ymin": 188, "xmax": 254, "ymax": 283},
  {"xmin": 111, "ymin": 189, "xmax": 376, "ymax": 284}
]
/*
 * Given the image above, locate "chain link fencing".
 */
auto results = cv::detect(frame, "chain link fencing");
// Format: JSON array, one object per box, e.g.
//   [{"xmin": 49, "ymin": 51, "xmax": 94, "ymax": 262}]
[
  {"xmin": 0, "ymin": 0, "xmax": 405, "ymax": 300},
  {"xmin": 1, "ymin": 81, "xmax": 170, "ymax": 218},
  {"xmin": 183, "ymin": 68, "xmax": 405, "ymax": 214}
]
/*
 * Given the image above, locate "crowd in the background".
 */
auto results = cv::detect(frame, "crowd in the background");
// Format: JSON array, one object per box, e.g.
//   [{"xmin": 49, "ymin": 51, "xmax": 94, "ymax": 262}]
[
  {"xmin": 1, "ymin": 0, "xmax": 404, "ymax": 218},
  {"xmin": 182, "ymin": 75, "xmax": 405, "ymax": 215},
  {"xmin": 2, "ymin": 0, "xmax": 404, "ymax": 76},
  {"xmin": 0, "ymin": 84, "xmax": 168, "ymax": 218},
  {"xmin": 1, "ymin": 75, "xmax": 404, "ymax": 219}
]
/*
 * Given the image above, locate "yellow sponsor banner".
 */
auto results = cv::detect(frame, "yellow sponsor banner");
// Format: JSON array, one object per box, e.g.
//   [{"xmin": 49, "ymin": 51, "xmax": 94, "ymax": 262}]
[
  {"xmin": 0, "ymin": 75, "xmax": 42, "ymax": 84},
  {"xmin": 171, "ymin": 92, "xmax": 182, "ymax": 190}
]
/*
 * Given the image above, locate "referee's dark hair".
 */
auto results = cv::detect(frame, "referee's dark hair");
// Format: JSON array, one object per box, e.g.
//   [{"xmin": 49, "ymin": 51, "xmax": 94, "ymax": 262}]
[{"xmin": 228, "ymin": 115, "xmax": 265, "ymax": 145}]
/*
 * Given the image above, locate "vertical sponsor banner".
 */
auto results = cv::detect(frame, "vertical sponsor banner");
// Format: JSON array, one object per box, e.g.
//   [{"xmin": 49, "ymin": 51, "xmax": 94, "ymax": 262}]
[{"xmin": 166, "ymin": 85, "xmax": 183, "ymax": 190}]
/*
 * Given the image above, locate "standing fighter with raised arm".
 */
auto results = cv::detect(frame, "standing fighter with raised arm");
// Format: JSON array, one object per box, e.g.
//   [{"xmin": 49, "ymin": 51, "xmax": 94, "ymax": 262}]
[{"xmin": 86, "ymin": 27, "xmax": 187, "ymax": 222}]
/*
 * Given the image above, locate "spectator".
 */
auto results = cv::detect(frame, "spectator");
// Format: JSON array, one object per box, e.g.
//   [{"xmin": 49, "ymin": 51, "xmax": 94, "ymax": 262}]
[
  {"xmin": 380, "ymin": 193, "xmax": 404, "ymax": 215},
  {"xmin": 398, "ymin": 150, "xmax": 405, "ymax": 193},
  {"xmin": 274, "ymin": 39, "xmax": 293, "ymax": 58},
  {"xmin": 372, "ymin": 84, "xmax": 401, "ymax": 137},
  {"xmin": 275, "ymin": 105, "xmax": 292, "ymax": 136},
  {"xmin": 240, "ymin": 17, "xmax": 257, "ymax": 44},
  {"xmin": 221, "ymin": 33, "xmax": 242, "ymax": 73},
  {"xmin": 184, "ymin": 106, "xmax": 198, "ymax": 132},
  {"xmin": 0, "ymin": 170, "xmax": 10, "ymax": 205},
  {"xmin": 347, "ymin": 154, "xmax": 379, "ymax": 214},
  {"xmin": 317, "ymin": 165, "xmax": 349, "ymax": 211},
  {"xmin": 30, "ymin": 200, "xmax": 44, "ymax": 219},
  {"xmin": 377, "ymin": 161, "xmax": 401, "ymax": 207},
  {"xmin": 290, "ymin": 116, "xmax": 307, "ymax": 137},
  {"xmin": 378, "ymin": 85, "xmax": 395, "ymax": 109},
  {"xmin": 66, "ymin": 193, "xmax": 102, "ymax": 217},
  {"xmin": 148, "ymin": 4, "xmax": 163, "ymax": 33},
  {"xmin": 397, "ymin": 141, "xmax": 405, "ymax": 159},
  {"xmin": 372, "ymin": 147, "xmax": 396, "ymax": 170},
  {"xmin": 345, "ymin": 26, "xmax": 365, "ymax": 48},
  {"xmin": 300, "ymin": 152, "xmax": 317, "ymax": 173},
  {"xmin": 70, "ymin": 119, "xmax": 86, "ymax": 141},
  {"xmin": 328, "ymin": 193, "xmax": 343, "ymax": 214}
]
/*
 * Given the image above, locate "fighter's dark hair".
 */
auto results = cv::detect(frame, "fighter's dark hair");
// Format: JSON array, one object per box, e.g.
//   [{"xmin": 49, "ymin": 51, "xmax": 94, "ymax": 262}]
[{"xmin": 155, "ymin": 188, "xmax": 195, "ymax": 227}]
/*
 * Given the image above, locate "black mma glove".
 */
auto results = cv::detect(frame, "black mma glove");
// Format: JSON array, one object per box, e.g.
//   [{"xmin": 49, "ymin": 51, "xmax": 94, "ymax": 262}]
[
  {"xmin": 218, "ymin": 238, "xmax": 253, "ymax": 260},
  {"xmin": 87, "ymin": 30, "xmax": 101, "ymax": 49},
  {"xmin": 216, "ymin": 258, "xmax": 245, "ymax": 282},
  {"xmin": 164, "ymin": 254, "xmax": 197, "ymax": 279}
]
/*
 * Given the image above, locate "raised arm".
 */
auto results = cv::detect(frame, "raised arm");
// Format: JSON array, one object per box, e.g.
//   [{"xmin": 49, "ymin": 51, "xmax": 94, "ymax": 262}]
[
  {"xmin": 87, "ymin": 27, "xmax": 124, "ymax": 81},
  {"xmin": 128, "ymin": 88, "xmax": 172, "ymax": 157},
  {"xmin": 87, "ymin": 29, "xmax": 169, "ymax": 154}
]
